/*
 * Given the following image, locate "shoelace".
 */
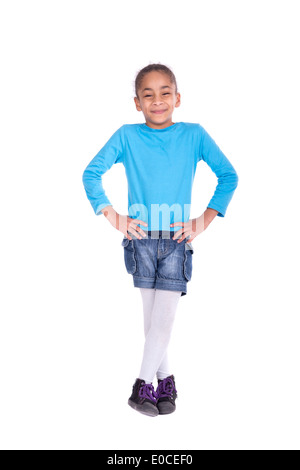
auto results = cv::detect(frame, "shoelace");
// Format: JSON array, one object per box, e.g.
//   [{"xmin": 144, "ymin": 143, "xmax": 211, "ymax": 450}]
[
  {"xmin": 139, "ymin": 383, "xmax": 158, "ymax": 404},
  {"xmin": 156, "ymin": 377, "xmax": 177, "ymax": 399}
]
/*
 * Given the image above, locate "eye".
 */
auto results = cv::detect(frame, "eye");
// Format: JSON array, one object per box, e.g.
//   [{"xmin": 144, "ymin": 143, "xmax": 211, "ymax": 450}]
[{"xmin": 144, "ymin": 93, "xmax": 170, "ymax": 98}]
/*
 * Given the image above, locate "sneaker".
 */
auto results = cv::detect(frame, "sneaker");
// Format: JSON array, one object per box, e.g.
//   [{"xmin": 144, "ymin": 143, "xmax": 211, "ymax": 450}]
[
  {"xmin": 156, "ymin": 375, "xmax": 177, "ymax": 415},
  {"xmin": 128, "ymin": 378, "xmax": 159, "ymax": 417}
]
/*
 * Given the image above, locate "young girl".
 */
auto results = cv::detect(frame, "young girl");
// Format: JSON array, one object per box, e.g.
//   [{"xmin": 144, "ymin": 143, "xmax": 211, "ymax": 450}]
[{"xmin": 82, "ymin": 63, "xmax": 238, "ymax": 417}]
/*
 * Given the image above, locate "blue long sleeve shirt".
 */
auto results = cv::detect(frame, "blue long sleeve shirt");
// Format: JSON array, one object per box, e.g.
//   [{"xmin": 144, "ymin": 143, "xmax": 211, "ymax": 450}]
[{"xmin": 82, "ymin": 122, "xmax": 238, "ymax": 231}]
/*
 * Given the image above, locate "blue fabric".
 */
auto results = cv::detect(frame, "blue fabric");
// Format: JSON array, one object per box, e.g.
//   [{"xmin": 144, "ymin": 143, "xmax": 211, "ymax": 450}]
[
  {"xmin": 82, "ymin": 122, "xmax": 238, "ymax": 231},
  {"xmin": 121, "ymin": 233, "xmax": 193, "ymax": 296}
]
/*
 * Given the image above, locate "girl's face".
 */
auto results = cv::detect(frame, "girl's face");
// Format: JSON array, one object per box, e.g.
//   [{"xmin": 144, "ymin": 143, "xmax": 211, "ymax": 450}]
[{"xmin": 134, "ymin": 71, "xmax": 181, "ymax": 129}]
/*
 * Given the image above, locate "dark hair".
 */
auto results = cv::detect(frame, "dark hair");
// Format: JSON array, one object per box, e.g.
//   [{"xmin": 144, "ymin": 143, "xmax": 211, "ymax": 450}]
[{"xmin": 134, "ymin": 63, "xmax": 178, "ymax": 99}]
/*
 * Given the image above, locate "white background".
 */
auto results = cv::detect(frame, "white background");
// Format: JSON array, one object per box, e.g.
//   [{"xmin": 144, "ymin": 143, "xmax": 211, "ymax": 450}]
[{"xmin": 1, "ymin": 0, "xmax": 299, "ymax": 450}]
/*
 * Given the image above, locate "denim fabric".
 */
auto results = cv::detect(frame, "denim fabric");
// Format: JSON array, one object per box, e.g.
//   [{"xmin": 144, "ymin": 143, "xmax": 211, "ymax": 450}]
[{"xmin": 121, "ymin": 230, "xmax": 194, "ymax": 296}]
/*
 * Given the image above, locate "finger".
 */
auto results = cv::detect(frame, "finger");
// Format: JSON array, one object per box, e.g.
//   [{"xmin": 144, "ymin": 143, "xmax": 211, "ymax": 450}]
[
  {"xmin": 133, "ymin": 219, "xmax": 148, "ymax": 226},
  {"xmin": 176, "ymin": 232, "xmax": 191, "ymax": 243},
  {"xmin": 128, "ymin": 226, "xmax": 143, "ymax": 239},
  {"xmin": 172, "ymin": 231, "xmax": 183, "ymax": 240},
  {"xmin": 170, "ymin": 222, "xmax": 184, "ymax": 227},
  {"xmin": 184, "ymin": 232, "xmax": 194, "ymax": 241},
  {"xmin": 135, "ymin": 225, "xmax": 147, "ymax": 238}
]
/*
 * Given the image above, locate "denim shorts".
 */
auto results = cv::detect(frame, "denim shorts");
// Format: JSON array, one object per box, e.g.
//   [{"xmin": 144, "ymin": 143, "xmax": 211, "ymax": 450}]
[{"xmin": 121, "ymin": 230, "xmax": 194, "ymax": 296}]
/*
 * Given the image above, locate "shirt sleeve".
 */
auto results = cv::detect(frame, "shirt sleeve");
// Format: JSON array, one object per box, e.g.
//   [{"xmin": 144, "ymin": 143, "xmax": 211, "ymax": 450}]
[
  {"xmin": 197, "ymin": 124, "xmax": 239, "ymax": 217},
  {"xmin": 82, "ymin": 125, "xmax": 125, "ymax": 215}
]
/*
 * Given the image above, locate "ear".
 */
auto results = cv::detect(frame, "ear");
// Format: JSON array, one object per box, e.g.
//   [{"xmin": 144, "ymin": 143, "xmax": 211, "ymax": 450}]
[
  {"xmin": 134, "ymin": 96, "xmax": 142, "ymax": 111},
  {"xmin": 175, "ymin": 92, "xmax": 181, "ymax": 108}
]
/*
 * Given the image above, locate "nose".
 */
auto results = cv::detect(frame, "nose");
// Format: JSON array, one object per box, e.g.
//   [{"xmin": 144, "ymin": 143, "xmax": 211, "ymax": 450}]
[{"xmin": 153, "ymin": 96, "xmax": 164, "ymax": 105}]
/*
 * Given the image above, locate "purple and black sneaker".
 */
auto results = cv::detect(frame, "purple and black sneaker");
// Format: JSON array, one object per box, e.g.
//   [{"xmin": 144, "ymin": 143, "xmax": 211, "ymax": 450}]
[
  {"xmin": 128, "ymin": 378, "xmax": 159, "ymax": 417},
  {"xmin": 156, "ymin": 375, "xmax": 178, "ymax": 415}
]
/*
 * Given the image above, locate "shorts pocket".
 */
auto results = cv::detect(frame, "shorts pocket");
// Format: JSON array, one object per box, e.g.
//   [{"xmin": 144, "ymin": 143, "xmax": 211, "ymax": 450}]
[
  {"xmin": 183, "ymin": 241, "xmax": 194, "ymax": 281},
  {"xmin": 121, "ymin": 237, "xmax": 130, "ymax": 247},
  {"xmin": 121, "ymin": 237, "xmax": 137, "ymax": 274}
]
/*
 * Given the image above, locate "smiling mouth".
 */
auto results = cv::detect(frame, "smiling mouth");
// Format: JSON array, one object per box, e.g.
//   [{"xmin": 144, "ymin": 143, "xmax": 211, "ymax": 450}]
[{"xmin": 152, "ymin": 109, "xmax": 167, "ymax": 114}]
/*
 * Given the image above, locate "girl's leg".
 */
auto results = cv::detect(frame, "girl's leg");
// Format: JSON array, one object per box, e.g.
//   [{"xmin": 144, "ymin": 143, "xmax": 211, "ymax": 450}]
[
  {"xmin": 138, "ymin": 288, "xmax": 181, "ymax": 383},
  {"xmin": 139, "ymin": 288, "xmax": 170, "ymax": 380}
]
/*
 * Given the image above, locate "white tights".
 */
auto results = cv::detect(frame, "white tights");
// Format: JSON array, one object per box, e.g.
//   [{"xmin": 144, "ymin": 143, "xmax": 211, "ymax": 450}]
[{"xmin": 138, "ymin": 288, "xmax": 181, "ymax": 383}]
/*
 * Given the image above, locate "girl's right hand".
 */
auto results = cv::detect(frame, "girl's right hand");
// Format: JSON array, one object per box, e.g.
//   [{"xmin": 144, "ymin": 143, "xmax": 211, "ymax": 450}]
[{"xmin": 109, "ymin": 212, "xmax": 148, "ymax": 240}]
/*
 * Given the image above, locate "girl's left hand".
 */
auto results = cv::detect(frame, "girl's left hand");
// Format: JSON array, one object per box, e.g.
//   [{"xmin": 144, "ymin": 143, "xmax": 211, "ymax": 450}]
[
  {"xmin": 170, "ymin": 209, "xmax": 218, "ymax": 243},
  {"xmin": 170, "ymin": 217, "xmax": 204, "ymax": 243}
]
